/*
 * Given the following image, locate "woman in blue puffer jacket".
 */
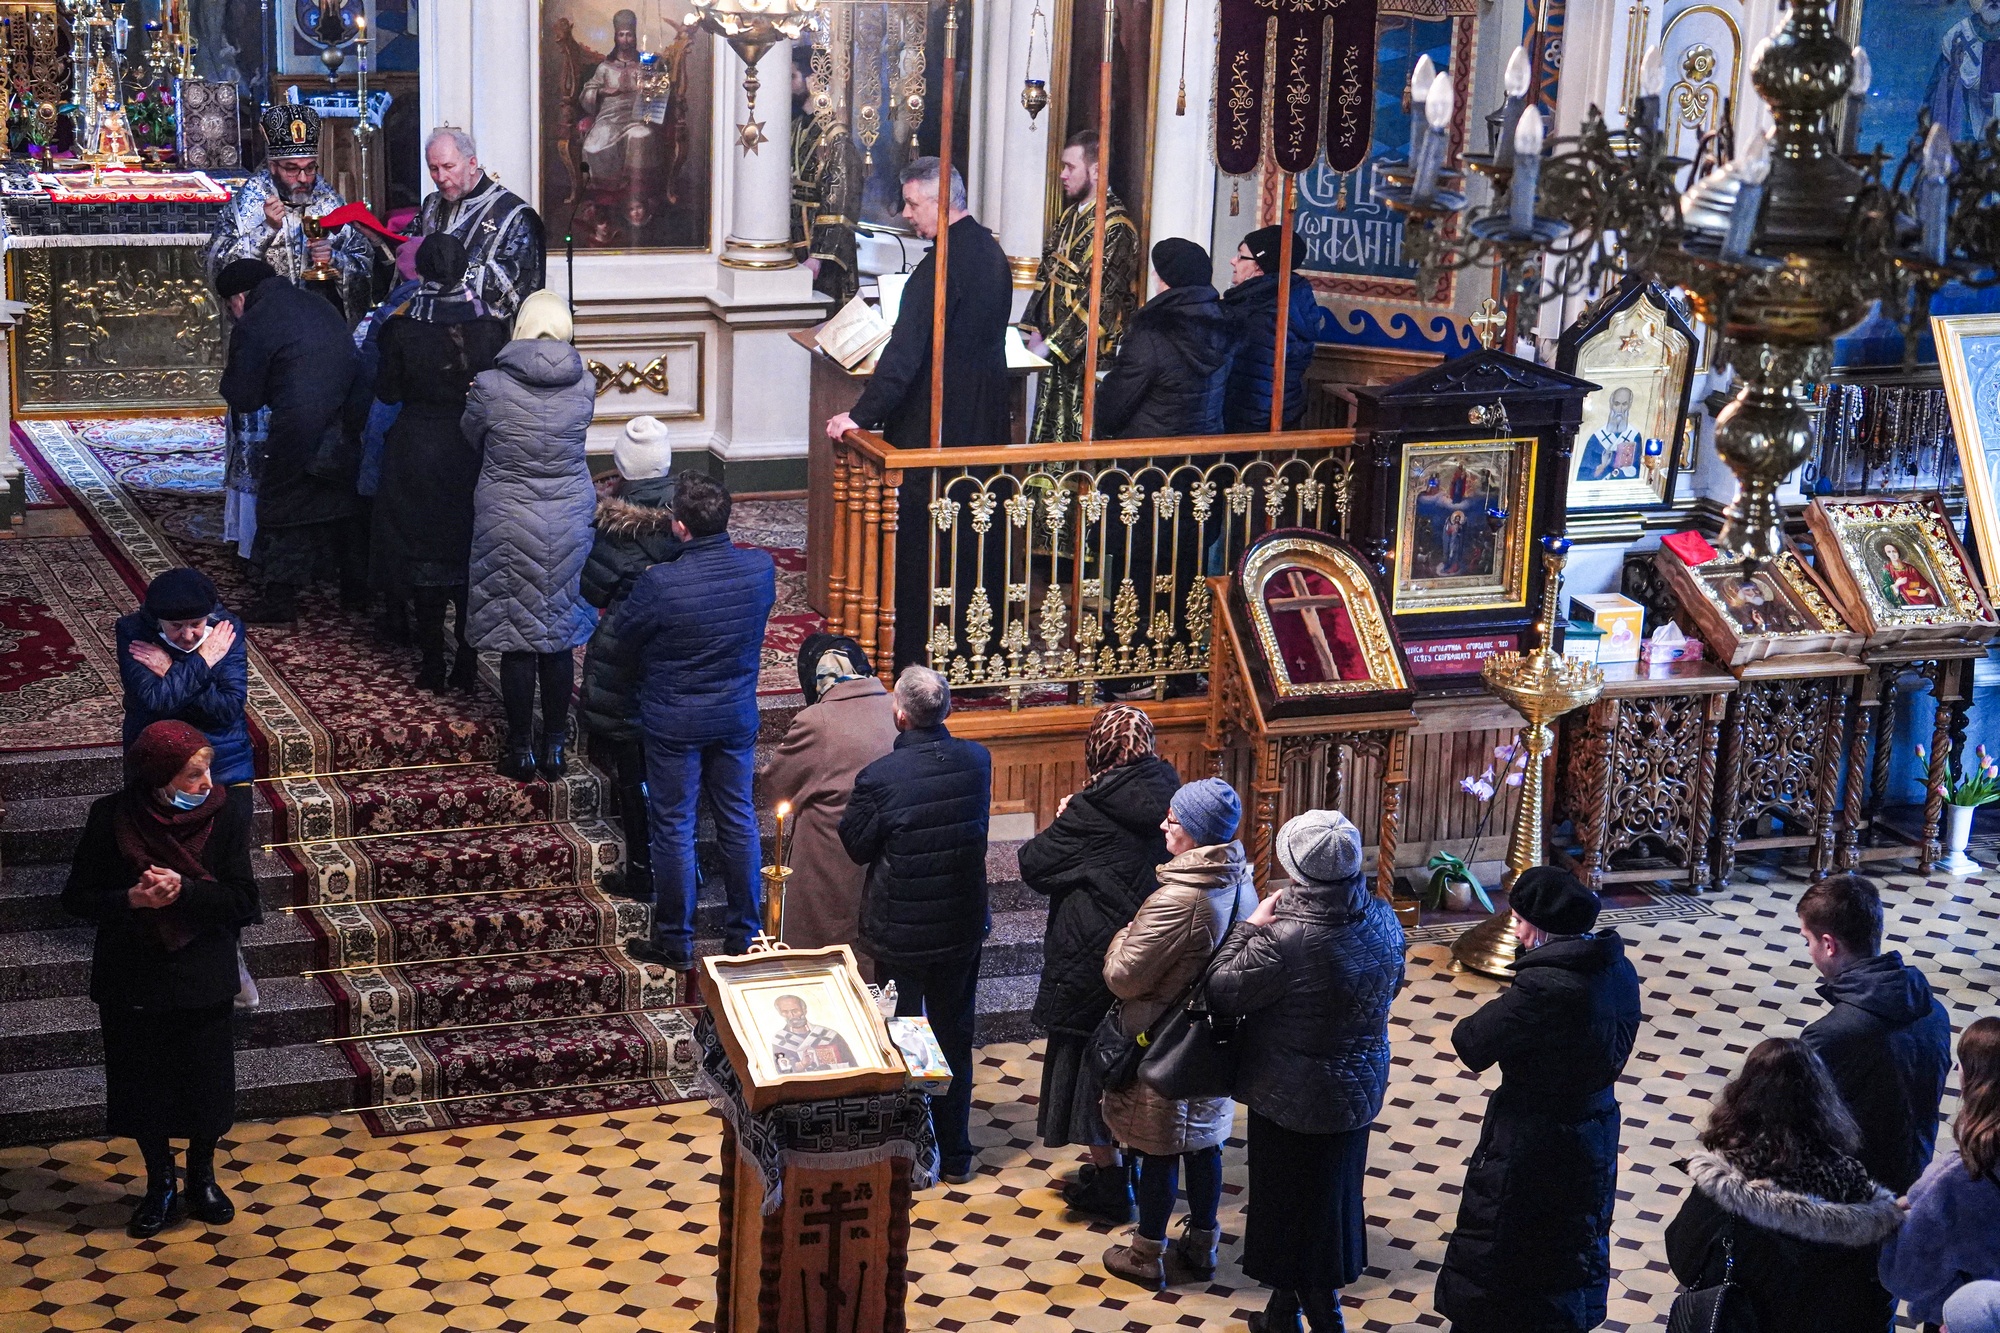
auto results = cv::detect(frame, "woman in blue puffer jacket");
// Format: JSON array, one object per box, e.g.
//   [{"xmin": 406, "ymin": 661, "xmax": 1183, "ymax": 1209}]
[{"xmin": 116, "ymin": 568, "xmax": 253, "ymax": 788}]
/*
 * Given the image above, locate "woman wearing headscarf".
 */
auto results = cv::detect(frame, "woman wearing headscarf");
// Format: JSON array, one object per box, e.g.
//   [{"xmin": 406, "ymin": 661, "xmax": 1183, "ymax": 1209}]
[
  {"xmin": 757, "ymin": 634, "xmax": 898, "ymax": 973},
  {"xmin": 1207, "ymin": 811, "xmax": 1407, "ymax": 1331},
  {"xmin": 1099, "ymin": 777, "xmax": 1258, "ymax": 1290},
  {"xmin": 1016, "ymin": 704, "xmax": 1181, "ymax": 1222},
  {"xmin": 370, "ymin": 232, "xmax": 510, "ymax": 691},
  {"xmin": 63, "ymin": 721, "xmax": 259, "ymax": 1238},
  {"xmin": 464, "ymin": 290, "xmax": 598, "ymax": 781}
]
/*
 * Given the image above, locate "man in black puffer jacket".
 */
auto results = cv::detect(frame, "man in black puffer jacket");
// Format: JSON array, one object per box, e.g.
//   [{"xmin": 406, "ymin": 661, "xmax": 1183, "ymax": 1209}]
[
  {"xmin": 1095, "ymin": 238, "xmax": 1234, "ymax": 440},
  {"xmin": 1221, "ymin": 225, "xmax": 1331, "ymax": 435},
  {"xmin": 839, "ymin": 665, "xmax": 992, "ymax": 1185}
]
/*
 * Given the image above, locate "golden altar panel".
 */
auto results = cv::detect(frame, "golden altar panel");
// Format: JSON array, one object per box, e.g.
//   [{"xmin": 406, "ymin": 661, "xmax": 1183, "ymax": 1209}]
[{"xmin": 7, "ymin": 242, "xmax": 224, "ymax": 417}]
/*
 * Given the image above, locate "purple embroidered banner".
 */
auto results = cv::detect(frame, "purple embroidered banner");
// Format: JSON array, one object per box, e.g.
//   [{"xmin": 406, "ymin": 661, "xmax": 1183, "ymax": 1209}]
[
  {"xmin": 1272, "ymin": 0, "xmax": 1326, "ymax": 173},
  {"xmin": 1217, "ymin": 0, "xmax": 1378, "ymax": 176},
  {"xmin": 1216, "ymin": 0, "xmax": 1271, "ymax": 176},
  {"xmin": 1324, "ymin": 0, "xmax": 1378, "ymax": 172}
]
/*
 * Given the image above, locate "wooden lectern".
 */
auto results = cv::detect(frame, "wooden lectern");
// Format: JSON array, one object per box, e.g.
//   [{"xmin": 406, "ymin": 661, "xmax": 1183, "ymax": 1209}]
[{"xmin": 700, "ymin": 945, "xmax": 937, "ymax": 1333}]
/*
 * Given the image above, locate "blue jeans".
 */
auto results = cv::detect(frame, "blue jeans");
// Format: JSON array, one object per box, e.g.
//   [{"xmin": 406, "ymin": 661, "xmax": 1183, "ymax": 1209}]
[{"xmin": 644, "ymin": 734, "xmax": 761, "ymax": 962}]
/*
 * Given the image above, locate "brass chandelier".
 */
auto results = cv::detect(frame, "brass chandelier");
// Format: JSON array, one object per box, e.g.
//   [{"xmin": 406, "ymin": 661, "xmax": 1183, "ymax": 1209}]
[{"xmin": 1385, "ymin": 0, "xmax": 2000, "ymax": 559}]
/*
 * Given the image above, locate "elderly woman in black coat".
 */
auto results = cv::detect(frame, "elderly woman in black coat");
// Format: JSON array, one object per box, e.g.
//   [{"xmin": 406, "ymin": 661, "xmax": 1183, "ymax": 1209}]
[
  {"xmin": 1015, "ymin": 704, "xmax": 1181, "ymax": 1224},
  {"xmin": 1432, "ymin": 867, "xmax": 1644, "ymax": 1333},
  {"xmin": 1093, "ymin": 239, "xmax": 1233, "ymax": 441},
  {"xmin": 1207, "ymin": 810, "xmax": 1406, "ymax": 1331},
  {"xmin": 64, "ymin": 721, "xmax": 259, "ymax": 1238}
]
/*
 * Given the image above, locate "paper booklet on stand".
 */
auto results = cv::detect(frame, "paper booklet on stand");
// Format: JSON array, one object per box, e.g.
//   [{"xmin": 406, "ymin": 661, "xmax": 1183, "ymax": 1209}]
[{"xmin": 816, "ymin": 294, "xmax": 894, "ymax": 371}]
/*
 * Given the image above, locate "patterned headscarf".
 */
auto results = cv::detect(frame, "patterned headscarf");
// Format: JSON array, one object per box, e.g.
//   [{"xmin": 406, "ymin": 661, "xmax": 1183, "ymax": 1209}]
[{"xmin": 1083, "ymin": 704, "xmax": 1156, "ymax": 779}]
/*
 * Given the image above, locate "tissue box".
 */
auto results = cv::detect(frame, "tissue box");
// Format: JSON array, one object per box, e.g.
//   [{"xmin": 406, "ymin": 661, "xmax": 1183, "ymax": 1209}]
[
  {"xmin": 1572, "ymin": 593, "xmax": 1645, "ymax": 664},
  {"xmin": 887, "ymin": 1016, "xmax": 954, "ymax": 1095},
  {"xmin": 1561, "ymin": 620, "xmax": 1602, "ymax": 665},
  {"xmin": 1639, "ymin": 634, "xmax": 1705, "ymax": 667}
]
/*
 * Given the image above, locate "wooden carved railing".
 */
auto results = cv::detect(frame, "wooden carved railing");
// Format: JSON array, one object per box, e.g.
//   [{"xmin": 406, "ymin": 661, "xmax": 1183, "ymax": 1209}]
[{"xmin": 829, "ymin": 428, "xmax": 1364, "ymax": 708}]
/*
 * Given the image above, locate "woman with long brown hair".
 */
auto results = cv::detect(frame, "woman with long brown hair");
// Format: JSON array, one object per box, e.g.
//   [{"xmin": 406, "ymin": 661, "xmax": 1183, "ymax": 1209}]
[
  {"xmin": 1881, "ymin": 1017, "xmax": 2000, "ymax": 1326},
  {"xmin": 1666, "ymin": 1036, "xmax": 1904, "ymax": 1333}
]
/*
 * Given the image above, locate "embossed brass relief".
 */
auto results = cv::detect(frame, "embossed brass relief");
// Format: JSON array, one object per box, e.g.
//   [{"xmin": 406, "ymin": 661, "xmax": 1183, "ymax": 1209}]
[
  {"xmin": 587, "ymin": 356, "xmax": 670, "ymax": 396},
  {"xmin": 8, "ymin": 245, "xmax": 224, "ymax": 414}
]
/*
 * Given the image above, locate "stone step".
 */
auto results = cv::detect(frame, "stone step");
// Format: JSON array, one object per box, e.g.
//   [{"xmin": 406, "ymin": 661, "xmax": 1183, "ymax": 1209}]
[
  {"xmin": 0, "ymin": 912, "xmax": 317, "ymax": 1003},
  {"xmin": 0, "ymin": 746, "xmax": 124, "ymax": 801},
  {"xmin": 0, "ymin": 850, "xmax": 297, "ymax": 935},
  {"xmin": 0, "ymin": 1041, "xmax": 356, "ymax": 1148},
  {"xmin": 0, "ymin": 975, "xmax": 337, "ymax": 1073},
  {"xmin": 2, "ymin": 788, "xmax": 278, "ymax": 867}
]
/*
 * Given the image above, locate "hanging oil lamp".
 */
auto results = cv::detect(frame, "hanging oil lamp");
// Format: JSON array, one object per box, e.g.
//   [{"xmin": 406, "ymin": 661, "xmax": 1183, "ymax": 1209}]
[{"xmin": 1021, "ymin": 0, "xmax": 1049, "ymax": 126}]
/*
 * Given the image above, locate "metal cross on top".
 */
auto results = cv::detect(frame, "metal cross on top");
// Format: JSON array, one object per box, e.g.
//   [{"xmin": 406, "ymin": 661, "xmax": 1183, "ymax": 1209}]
[{"xmin": 1267, "ymin": 569, "xmax": 1351, "ymax": 680}]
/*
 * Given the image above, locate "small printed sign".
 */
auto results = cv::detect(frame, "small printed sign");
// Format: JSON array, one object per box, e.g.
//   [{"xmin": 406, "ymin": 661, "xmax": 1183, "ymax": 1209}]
[{"xmin": 1404, "ymin": 634, "xmax": 1519, "ymax": 677}]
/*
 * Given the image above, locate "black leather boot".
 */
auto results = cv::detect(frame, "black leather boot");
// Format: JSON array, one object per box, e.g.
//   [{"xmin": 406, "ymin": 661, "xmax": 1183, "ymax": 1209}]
[
  {"xmin": 184, "ymin": 1173, "xmax": 234, "ymax": 1225},
  {"xmin": 1246, "ymin": 1290, "xmax": 1304, "ymax": 1333},
  {"xmin": 1299, "ymin": 1290, "xmax": 1345, "ymax": 1333},
  {"xmin": 496, "ymin": 736, "xmax": 538, "ymax": 782},
  {"xmin": 448, "ymin": 645, "xmax": 479, "ymax": 692},
  {"xmin": 127, "ymin": 1178, "xmax": 179, "ymax": 1239},
  {"xmin": 1061, "ymin": 1159, "xmax": 1134, "ymax": 1225},
  {"xmin": 536, "ymin": 732, "xmax": 569, "ymax": 783}
]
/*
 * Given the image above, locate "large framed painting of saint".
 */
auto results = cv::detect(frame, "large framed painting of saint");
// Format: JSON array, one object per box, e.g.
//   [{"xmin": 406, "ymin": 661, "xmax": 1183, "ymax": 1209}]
[
  {"xmin": 1556, "ymin": 277, "xmax": 1697, "ymax": 513},
  {"xmin": 1391, "ymin": 436, "xmax": 1536, "ymax": 615},
  {"xmin": 540, "ymin": 0, "xmax": 714, "ymax": 251},
  {"xmin": 1937, "ymin": 312, "xmax": 2000, "ymax": 606}
]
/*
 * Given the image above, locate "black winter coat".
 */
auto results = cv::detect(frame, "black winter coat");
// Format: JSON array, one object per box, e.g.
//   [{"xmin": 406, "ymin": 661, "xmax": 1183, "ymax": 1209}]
[
  {"xmin": 850, "ymin": 215, "xmax": 1013, "ymax": 449},
  {"xmin": 1205, "ymin": 871, "xmax": 1405, "ymax": 1135},
  {"xmin": 616, "ymin": 530, "xmax": 775, "ymax": 745},
  {"xmin": 578, "ymin": 479, "xmax": 681, "ymax": 743},
  {"xmin": 1435, "ymin": 933, "xmax": 1644, "ymax": 1333},
  {"xmin": 219, "ymin": 275, "xmax": 361, "ymax": 530},
  {"xmin": 1017, "ymin": 756, "xmax": 1180, "ymax": 1035},
  {"xmin": 1222, "ymin": 272, "xmax": 1326, "ymax": 435},
  {"xmin": 1094, "ymin": 285, "xmax": 1233, "ymax": 440},
  {"xmin": 1801, "ymin": 951, "xmax": 1952, "ymax": 1193},
  {"xmin": 839, "ymin": 723, "xmax": 992, "ymax": 970},
  {"xmin": 369, "ymin": 309, "xmax": 510, "ymax": 587},
  {"xmin": 1665, "ymin": 1150, "xmax": 1903, "ymax": 1333},
  {"xmin": 62, "ymin": 791, "xmax": 260, "ymax": 1010}
]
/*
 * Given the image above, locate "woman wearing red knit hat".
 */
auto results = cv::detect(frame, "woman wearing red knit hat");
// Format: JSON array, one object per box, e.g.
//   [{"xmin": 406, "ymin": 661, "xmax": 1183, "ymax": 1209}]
[{"xmin": 62, "ymin": 720, "xmax": 259, "ymax": 1238}]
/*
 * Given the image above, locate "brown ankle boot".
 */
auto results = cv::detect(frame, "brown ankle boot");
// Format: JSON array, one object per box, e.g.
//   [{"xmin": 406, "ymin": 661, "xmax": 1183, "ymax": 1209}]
[{"xmin": 1103, "ymin": 1231, "xmax": 1166, "ymax": 1290}]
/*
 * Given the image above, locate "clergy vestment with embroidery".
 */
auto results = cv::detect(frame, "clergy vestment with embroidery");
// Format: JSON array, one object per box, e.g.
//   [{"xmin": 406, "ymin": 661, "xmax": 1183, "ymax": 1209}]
[
  {"xmin": 409, "ymin": 176, "xmax": 546, "ymax": 319},
  {"xmin": 1025, "ymin": 194, "xmax": 1138, "ymax": 444}
]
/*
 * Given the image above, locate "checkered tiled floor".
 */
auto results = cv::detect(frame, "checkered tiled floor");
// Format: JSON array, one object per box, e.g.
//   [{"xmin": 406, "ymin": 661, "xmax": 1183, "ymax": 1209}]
[{"xmin": 3, "ymin": 853, "xmax": 1993, "ymax": 1333}]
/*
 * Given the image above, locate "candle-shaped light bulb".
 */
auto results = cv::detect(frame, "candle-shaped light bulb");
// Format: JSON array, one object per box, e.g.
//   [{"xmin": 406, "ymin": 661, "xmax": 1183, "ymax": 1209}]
[
  {"xmin": 1919, "ymin": 120, "xmax": 1953, "ymax": 264},
  {"xmin": 1494, "ymin": 46, "xmax": 1532, "ymax": 165},
  {"xmin": 1639, "ymin": 43, "xmax": 1664, "ymax": 96},
  {"xmin": 1509, "ymin": 104, "xmax": 1544, "ymax": 234},
  {"xmin": 1413, "ymin": 73, "xmax": 1455, "ymax": 201},
  {"xmin": 1504, "ymin": 45, "xmax": 1531, "ymax": 98},
  {"xmin": 1849, "ymin": 45, "xmax": 1870, "ymax": 96},
  {"xmin": 1410, "ymin": 52, "xmax": 1436, "ymax": 100},
  {"xmin": 1407, "ymin": 53, "xmax": 1436, "ymax": 168}
]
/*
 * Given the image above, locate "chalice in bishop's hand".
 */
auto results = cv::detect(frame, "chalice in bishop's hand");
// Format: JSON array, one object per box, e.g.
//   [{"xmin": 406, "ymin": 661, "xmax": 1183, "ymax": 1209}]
[{"xmin": 298, "ymin": 211, "xmax": 340, "ymax": 284}]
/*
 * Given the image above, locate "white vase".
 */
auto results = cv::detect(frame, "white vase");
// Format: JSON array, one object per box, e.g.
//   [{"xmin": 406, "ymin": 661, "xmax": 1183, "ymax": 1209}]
[{"xmin": 1943, "ymin": 803, "xmax": 1981, "ymax": 877}]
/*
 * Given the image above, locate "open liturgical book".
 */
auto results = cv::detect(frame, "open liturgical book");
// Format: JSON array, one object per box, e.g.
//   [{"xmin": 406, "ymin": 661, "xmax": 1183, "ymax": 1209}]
[{"xmin": 815, "ymin": 279, "xmax": 1051, "ymax": 376}]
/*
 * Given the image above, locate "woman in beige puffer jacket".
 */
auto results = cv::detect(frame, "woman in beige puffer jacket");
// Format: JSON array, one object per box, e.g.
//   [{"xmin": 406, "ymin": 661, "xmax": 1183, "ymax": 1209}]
[{"xmin": 1099, "ymin": 777, "xmax": 1257, "ymax": 1291}]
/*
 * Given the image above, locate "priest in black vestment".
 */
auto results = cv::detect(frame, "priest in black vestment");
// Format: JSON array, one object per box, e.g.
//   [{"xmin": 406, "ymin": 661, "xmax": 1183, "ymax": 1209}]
[{"xmin": 825, "ymin": 157, "xmax": 1012, "ymax": 668}]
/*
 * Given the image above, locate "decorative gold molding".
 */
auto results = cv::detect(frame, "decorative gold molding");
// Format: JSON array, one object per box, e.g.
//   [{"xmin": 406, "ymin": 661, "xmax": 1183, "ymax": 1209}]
[
  {"xmin": 586, "ymin": 356, "xmax": 670, "ymax": 397},
  {"xmin": 1008, "ymin": 254, "xmax": 1040, "ymax": 287}
]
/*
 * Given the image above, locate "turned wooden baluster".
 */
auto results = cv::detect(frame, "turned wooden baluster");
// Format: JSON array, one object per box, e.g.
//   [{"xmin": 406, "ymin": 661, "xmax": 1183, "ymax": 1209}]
[
  {"xmin": 857, "ymin": 459, "xmax": 883, "ymax": 671},
  {"xmin": 1839, "ymin": 665, "xmax": 1879, "ymax": 871},
  {"xmin": 827, "ymin": 442, "xmax": 851, "ymax": 638},
  {"xmin": 1811, "ymin": 679, "xmax": 1847, "ymax": 879},
  {"xmin": 877, "ymin": 470, "xmax": 900, "ymax": 687},
  {"xmin": 841, "ymin": 450, "xmax": 870, "ymax": 653},
  {"xmin": 1692, "ymin": 692, "xmax": 1728, "ymax": 892}
]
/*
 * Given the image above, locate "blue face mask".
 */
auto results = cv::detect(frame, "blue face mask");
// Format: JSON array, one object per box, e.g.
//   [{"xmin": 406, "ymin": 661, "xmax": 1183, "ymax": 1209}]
[{"xmin": 168, "ymin": 786, "xmax": 208, "ymax": 810}]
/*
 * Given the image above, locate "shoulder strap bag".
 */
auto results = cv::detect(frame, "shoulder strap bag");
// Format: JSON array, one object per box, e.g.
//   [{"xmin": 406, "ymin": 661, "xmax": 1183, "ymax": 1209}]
[
  {"xmin": 1665, "ymin": 1231, "xmax": 1758, "ymax": 1333},
  {"xmin": 1134, "ymin": 889, "xmax": 1248, "ymax": 1101},
  {"xmin": 1087, "ymin": 889, "xmax": 1244, "ymax": 1095}
]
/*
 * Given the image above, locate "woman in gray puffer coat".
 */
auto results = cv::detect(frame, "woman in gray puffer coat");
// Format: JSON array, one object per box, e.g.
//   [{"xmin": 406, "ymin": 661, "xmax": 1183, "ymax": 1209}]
[
  {"xmin": 464, "ymin": 290, "xmax": 597, "ymax": 783},
  {"xmin": 1207, "ymin": 809, "xmax": 1406, "ymax": 1333}
]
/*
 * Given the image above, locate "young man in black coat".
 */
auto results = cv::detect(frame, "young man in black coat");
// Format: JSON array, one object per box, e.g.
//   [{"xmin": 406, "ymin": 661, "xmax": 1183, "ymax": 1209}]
[
  {"xmin": 1434, "ymin": 868, "xmax": 1644, "ymax": 1333},
  {"xmin": 1796, "ymin": 873, "xmax": 1951, "ymax": 1193},
  {"xmin": 216, "ymin": 258, "xmax": 364, "ymax": 623},
  {"xmin": 1094, "ymin": 238, "xmax": 1234, "ymax": 441},
  {"xmin": 838, "ymin": 665, "xmax": 992, "ymax": 1185}
]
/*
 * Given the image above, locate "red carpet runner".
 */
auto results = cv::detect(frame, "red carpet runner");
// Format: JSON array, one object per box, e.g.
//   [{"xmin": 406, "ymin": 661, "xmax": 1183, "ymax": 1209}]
[{"xmin": 17, "ymin": 418, "xmax": 817, "ymax": 1134}]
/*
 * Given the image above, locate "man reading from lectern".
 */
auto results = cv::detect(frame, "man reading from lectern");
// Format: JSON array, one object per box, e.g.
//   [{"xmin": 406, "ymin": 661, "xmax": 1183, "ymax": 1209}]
[{"xmin": 770, "ymin": 994, "xmax": 857, "ymax": 1075}]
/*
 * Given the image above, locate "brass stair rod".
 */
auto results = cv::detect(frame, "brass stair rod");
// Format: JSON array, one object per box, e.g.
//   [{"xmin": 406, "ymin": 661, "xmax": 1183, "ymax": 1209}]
[
  {"xmin": 342, "ymin": 1072, "xmax": 675, "ymax": 1117},
  {"xmin": 320, "ymin": 1005, "xmax": 678, "ymax": 1044},
  {"xmin": 302, "ymin": 941, "xmax": 616, "ymax": 977},
  {"xmin": 280, "ymin": 880, "xmax": 599, "ymax": 912},
  {"xmin": 252, "ymin": 759, "xmax": 490, "ymax": 783},
  {"xmin": 262, "ymin": 819, "xmax": 563, "ymax": 851}
]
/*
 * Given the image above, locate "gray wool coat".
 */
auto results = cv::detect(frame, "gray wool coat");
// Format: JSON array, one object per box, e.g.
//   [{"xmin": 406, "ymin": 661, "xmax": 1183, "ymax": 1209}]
[{"xmin": 464, "ymin": 339, "xmax": 599, "ymax": 654}]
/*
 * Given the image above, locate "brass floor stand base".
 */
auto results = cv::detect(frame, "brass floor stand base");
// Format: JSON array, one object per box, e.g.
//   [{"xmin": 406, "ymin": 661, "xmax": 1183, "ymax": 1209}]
[{"xmin": 1450, "ymin": 908, "xmax": 1522, "ymax": 978}]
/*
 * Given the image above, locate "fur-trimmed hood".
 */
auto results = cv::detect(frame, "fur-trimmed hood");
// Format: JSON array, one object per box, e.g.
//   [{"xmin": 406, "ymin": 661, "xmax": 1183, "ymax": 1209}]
[
  {"xmin": 1684, "ymin": 1151, "xmax": 1905, "ymax": 1247},
  {"xmin": 594, "ymin": 489, "xmax": 677, "ymax": 538}
]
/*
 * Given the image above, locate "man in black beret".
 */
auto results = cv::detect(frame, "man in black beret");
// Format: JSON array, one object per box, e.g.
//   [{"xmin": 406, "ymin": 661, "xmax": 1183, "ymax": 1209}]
[
  {"xmin": 1434, "ymin": 866, "xmax": 1645, "ymax": 1333},
  {"xmin": 1221, "ymin": 223, "xmax": 1328, "ymax": 434}
]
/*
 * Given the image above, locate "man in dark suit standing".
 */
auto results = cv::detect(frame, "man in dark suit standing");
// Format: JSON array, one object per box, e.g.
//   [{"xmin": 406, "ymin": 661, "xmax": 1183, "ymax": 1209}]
[{"xmin": 823, "ymin": 158, "xmax": 1012, "ymax": 669}]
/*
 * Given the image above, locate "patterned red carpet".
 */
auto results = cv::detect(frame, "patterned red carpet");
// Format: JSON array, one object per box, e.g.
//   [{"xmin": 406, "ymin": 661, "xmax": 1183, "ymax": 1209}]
[
  {"xmin": 16, "ymin": 417, "xmax": 818, "ymax": 1134},
  {"xmin": 0, "ymin": 531, "xmax": 134, "ymax": 750}
]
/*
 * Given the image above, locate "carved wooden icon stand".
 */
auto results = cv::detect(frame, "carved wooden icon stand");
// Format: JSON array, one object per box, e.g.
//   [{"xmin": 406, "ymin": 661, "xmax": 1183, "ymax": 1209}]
[
  {"xmin": 1650, "ymin": 533, "xmax": 1868, "ymax": 887},
  {"xmin": 703, "ymin": 946, "xmax": 921, "ymax": 1333},
  {"xmin": 1804, "ymin": 495, "xmax": 2000, "ymax": 874},
  {"xmin": 1552, "ymin": 660, "xmax": 1738, "ymax": 893},
  {"xmin": 1204, "ymin": 531, "xmax": 1420, "ymax": 912}
]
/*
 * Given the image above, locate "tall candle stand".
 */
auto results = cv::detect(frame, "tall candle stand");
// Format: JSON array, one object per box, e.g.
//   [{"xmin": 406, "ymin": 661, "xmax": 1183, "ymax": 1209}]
[
  {"xmin": 752, "ymin": 800, "xmax": 795, "ymax": 951},
  {"xmin": 1450, "ymin": 536, "xmax": 1605, "ymax": 978}
]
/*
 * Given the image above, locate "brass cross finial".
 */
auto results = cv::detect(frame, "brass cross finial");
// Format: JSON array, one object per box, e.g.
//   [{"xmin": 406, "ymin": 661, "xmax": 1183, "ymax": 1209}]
[{"xmin": 1469, "ymin": 298, "xmax": 1505, "ymax": 350}]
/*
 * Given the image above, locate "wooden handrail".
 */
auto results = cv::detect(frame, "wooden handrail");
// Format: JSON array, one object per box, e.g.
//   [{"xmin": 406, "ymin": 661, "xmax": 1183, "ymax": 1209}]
[{"xmin": 836, "ymin": 425, "xmax": 1362, "ymax": 471}]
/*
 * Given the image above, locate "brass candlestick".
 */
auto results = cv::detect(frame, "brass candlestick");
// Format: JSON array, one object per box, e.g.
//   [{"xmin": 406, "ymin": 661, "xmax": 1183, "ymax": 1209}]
[
  {"xmin": 754, "ymin": 800, "xmax": 794, "ymax": 950},
  {"xmin": 1450, "ymin": 536, "xmax": 1604, "ymax": 979}
]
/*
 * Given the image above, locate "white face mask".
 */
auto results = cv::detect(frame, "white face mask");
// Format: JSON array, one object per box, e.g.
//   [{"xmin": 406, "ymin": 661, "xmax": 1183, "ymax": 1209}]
[{"xmin": 160, "ymin": 622, "xmax": 214, "ymax": 654}]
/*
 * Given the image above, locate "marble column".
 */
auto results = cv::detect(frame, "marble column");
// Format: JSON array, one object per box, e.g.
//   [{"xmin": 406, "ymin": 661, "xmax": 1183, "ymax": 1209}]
[
  {"xmin": 416, "ymin": 0, "xmax": 535, "ymax": 196},
  {"xmin": 721, "ymin": 37, "xmax": 799, "ymax": 270}
]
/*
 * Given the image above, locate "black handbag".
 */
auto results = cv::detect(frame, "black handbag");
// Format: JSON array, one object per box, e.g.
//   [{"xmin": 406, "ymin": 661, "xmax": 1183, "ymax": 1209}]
[
  {"xmin": 1088, "ymin": 884, "xmax": 1247, "ymax": 1096},
  {"xmin": 1086, "ymin": 1002, "xmax": 1148, "ymax": 1093},
  {"xmin": 1666, "ymin": 1233, "xmax": 1757, "ymax": 1333},
  {"xmin": 1134, "ymin": 891, "xmax": 1246, "ymax": 1100}
]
